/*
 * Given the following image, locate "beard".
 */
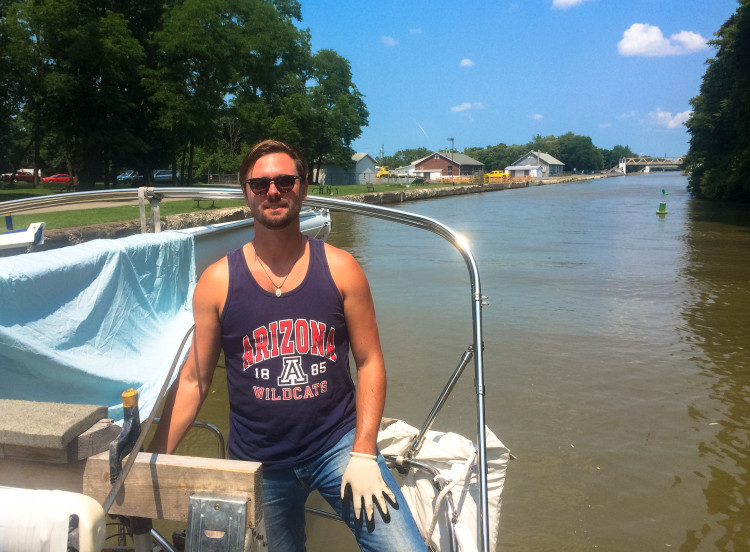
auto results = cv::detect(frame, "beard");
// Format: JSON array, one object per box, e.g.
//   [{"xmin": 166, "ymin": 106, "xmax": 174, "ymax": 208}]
[{"xmin": 252, "ymin": 197, "xmax": 302, "ymax": 230}]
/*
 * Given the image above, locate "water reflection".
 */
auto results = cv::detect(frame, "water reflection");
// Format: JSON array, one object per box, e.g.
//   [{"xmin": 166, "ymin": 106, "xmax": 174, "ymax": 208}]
[{"xmin": 679, "ymin": 199, "xmax": 750, "ymax": 551}]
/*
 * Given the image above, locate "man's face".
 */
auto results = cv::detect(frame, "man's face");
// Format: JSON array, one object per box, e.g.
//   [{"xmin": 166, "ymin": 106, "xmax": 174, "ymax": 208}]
[{"xmin": 243, "ymin": 152, "xmax": 307, "ymax": 230}]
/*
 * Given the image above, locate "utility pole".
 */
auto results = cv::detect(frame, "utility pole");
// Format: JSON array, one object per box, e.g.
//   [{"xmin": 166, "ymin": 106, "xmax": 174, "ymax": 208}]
[{"xmin": 448, "ymin": 138, "xmax": 454, "ymax": 186}]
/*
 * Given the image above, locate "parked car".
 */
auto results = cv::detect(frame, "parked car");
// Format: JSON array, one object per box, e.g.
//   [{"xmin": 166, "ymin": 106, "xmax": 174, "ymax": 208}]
[
  {"xmin": 116, "ymin": 170, "xmax": 143, "ymax": 185},
  {"xmin": 152, "ymin": 169, "xmax": 181, "ymax": 183},
  {"xmin": 485, "ymin": 170, "xmax": 509, "ymax": 179},
  {"xmin": 42, "ymin": 174, "xmax": 75, "ymax": 184},
  {"xmin": 2, "ymin": 170, "xmax": 37, "ymax": 183}
]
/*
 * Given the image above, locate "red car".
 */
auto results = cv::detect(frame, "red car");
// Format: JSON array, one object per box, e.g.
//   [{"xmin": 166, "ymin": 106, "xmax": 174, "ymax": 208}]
[
  {"xmin": 42, "ymin": 174, "xmax": 76, "ymax": 184},
  {"xmin": 1, "ymin": 170, "xmax": 36, "ymax": 182}
]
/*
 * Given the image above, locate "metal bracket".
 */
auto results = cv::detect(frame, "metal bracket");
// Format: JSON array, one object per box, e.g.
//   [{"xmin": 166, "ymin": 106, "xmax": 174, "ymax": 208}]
[{"xmin": 186, "ymin": 495, "xmax": 249, "ymax": 552}]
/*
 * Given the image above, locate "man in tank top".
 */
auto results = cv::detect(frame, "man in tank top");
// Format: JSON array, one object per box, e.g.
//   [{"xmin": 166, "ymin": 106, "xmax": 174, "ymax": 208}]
[{"xmin": 149, "ymin": 140, "xmax": 426, "ymax": 551}]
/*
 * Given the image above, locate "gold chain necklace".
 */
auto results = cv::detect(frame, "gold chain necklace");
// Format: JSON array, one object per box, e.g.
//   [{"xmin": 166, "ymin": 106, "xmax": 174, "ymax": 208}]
[{"xmin": 253, "ymin": 239, "xmax": 306, "ymax": 297}]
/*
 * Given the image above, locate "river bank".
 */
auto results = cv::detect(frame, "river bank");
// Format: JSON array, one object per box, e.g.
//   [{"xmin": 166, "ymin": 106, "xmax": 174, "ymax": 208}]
[{"xmin": 33, "ymin": 172, "xmax": 614, "ymax": 250}]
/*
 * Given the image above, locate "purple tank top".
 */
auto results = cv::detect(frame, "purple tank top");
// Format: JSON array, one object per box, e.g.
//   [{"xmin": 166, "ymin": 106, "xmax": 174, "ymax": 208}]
[{"xmin": 220, "ymin": 237, "xmax": 356, "ymax": 468}]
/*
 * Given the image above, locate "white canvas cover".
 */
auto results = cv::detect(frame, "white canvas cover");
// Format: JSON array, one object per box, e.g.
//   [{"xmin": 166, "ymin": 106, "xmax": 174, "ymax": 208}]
[
  {"xmin": 378, "ymin": 419, "xmax": 509, "ymax": 552},
  {"xmin": 0, "ymin": 231, "xmax": 196, "ymax": 425}
]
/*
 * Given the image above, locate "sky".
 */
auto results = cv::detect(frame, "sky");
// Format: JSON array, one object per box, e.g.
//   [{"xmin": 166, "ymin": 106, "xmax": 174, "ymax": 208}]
[{"xmin": 298, "ymin": 0, "xmax": 740, "ymax": 160}]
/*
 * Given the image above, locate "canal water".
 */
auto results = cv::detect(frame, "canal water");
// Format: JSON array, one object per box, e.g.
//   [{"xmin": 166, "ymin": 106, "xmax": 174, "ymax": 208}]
[{"xmin": 183, "ymin": 173, "xmax": 750, "ymax": 551}]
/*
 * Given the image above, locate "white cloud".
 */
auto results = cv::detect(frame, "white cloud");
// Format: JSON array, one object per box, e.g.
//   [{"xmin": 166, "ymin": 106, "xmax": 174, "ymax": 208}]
[
  {"xmin": 618, "ymin": 23, "xmax": 708, "ymax": 57},
  {"xmin": 451, "ymin": 102, "xmax": 485, "ymax": 113},
  {"xmin": 459, "ymin": 58, "xmax": 475, "ymax": 68},
  {"xmin": 410, "ymin": 28, "xmax": 422, "ymax": 35},
  {"xmin": 381, "ymin": 36, "xmax": 398, "ymax": 47},
  {"xmin": 599, "ymin": 122, "xmax": 612, "ymax": 128},
  {"xmin": 619, "ymin": 110, "xmax": 637, "ymax": 119},
  {"xmin": 531, "ymin": 113, "xmax": 543, "ymax": 120},
  {"xmin": 552, "ymin": 0, "xmax": 588, "ymax": 9},
  {"xmin": 649, "ymin": 108, "xmax": 692, "ymax": 129}
]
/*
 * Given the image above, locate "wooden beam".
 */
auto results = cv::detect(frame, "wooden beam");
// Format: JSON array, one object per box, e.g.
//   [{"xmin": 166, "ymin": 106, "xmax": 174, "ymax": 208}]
[
  {"xmin": 0, "ymin": 419, "xmax": 121, "ymax": 463},
  {"xmin": 0, "ymin": 452, "xmax": 262, "ymax": 527}
]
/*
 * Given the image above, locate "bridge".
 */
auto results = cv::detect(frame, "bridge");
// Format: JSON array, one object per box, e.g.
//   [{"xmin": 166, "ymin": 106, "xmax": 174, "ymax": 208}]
[{"xmin": 618, "ymin": 156, "xmax": 684, "ymax": 172}]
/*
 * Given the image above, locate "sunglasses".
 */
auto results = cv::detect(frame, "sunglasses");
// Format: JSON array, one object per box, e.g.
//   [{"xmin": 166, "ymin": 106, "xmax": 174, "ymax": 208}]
[{"xmin": 245, "ymin": 174, "xmax": 301, "ymax": 195}]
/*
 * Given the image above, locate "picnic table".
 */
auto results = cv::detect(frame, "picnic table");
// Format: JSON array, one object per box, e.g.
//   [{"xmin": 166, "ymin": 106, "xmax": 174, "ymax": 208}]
[
  {"xmin": 57, "ymin": 181, "xmax": 77, "ymax": 193},
  {"xmin": 312, "ymin": 184, "xmax": 338, "ymax": 195}
]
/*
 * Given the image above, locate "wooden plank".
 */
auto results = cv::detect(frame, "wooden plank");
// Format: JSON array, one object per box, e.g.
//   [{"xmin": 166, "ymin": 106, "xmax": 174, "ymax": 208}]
[
  {"xmin": 0, "ymin": 419, "xmax": 121, "ymax": 463},
  {"xmin": 0, "ymin": 452, "xmax": 262, "ymax": 527},
  {"xmin": 0, "ymin": 399, "xmax": 108, "ymax": 449}
]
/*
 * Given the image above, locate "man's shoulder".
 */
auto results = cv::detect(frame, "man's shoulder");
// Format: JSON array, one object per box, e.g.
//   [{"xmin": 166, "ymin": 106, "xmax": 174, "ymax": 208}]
[
  {"xmin": 202, "ymin": 254, "xmax": 230, "ymax": 278},
  {"xmin": 196, "ymin": 255, "xmax": 230, "ymax": 293},
  {"xmin": 321, "ymin": 242, "xmax": 368, "ymax": 292},
  {"xmin": 322, "ymin": 242, "xmax": 359, "ymax": 271}
]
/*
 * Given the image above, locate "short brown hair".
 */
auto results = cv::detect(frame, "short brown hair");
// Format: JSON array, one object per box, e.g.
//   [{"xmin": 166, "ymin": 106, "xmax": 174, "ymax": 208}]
[{"xmin": 239, "ymin": 140, "xmax": 308, "ymax": 182}]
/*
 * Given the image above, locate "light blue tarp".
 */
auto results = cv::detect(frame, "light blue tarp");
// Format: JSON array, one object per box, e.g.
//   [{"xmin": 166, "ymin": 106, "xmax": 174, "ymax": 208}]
[{"xmin": 0, "ymin": 231, "xmax": 196, "ymax": 426}]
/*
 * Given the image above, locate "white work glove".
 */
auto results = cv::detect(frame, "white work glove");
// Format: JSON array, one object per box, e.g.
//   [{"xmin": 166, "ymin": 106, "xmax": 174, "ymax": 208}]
[{"xmin": 340, "ymin": 452, "xmax": 396, "ymax": 521}]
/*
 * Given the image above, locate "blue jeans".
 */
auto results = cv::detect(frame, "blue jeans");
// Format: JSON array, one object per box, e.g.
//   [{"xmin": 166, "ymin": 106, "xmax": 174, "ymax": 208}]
[{"xmin": 260, "ymin": 428, "xmax": 427, "ymax": 552}]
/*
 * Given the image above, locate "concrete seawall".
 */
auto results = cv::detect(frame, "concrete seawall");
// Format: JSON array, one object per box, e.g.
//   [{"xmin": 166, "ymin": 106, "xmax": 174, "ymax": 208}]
[
  {"xmin": 334, "ymin": 173, "xmax": 611, "ymax": 206},
  {"xmin": 31, "ymin": 174, "xmax": 612, "ymax": 250}
]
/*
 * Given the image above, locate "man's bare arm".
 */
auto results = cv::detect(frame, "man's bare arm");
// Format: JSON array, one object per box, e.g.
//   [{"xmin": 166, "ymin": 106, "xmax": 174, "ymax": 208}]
[{"xmin": 148, "ymin": 261, "xmax": 227, "ymax": 454}]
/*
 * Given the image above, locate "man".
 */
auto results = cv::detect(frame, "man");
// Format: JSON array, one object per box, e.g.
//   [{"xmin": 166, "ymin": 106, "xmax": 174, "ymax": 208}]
[{"xmin": 149, "ymin": 140, "xmax": 426, "ymax": 551}]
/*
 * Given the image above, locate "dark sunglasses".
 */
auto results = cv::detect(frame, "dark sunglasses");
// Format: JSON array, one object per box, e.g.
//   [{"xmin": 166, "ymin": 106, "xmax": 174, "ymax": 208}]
[{"xmin": 245, "ymin": 174, "xmax": 301, "ymax": 195}]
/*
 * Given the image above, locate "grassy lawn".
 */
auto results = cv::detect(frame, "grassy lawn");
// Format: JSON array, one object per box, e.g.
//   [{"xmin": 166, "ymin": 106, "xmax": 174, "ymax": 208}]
[{"xmin": 2, "ymin": 180, "xmax": 468, "ymax": 231}]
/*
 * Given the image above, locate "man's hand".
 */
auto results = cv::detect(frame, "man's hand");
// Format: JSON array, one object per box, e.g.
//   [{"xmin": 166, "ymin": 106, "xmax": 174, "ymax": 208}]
[{"xmin": 340, "ymin": 452, "xmax": 396, "ymax": 521}]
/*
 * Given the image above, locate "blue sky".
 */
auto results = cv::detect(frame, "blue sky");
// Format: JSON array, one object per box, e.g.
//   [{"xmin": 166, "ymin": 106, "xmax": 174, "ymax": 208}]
[{"xmin": 299, "ymin": 0, "xmax": 739, "ymax": 159}]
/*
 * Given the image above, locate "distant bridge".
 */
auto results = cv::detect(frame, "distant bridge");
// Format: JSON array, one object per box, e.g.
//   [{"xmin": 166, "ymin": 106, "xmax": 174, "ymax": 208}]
[{"xmin": 619, "ymin": 156, "xmax": 684, "ymax": 172}]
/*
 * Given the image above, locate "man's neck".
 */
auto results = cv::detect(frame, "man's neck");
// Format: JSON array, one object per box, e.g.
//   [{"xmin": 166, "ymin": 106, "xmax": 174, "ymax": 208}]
[{"xmin": 251, "ymin": 223, "xmax": 305, "ymax": 266}]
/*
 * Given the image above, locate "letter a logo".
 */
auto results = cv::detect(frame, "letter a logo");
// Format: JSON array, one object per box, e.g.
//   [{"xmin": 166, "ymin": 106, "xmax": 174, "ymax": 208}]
[{"xmin": 277, "ymin": 356, "xmax": 308, "ymax": 386}]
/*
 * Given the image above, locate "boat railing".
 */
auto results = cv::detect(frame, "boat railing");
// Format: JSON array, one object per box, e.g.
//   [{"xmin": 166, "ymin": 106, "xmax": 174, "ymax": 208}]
[
  {"xmin": 0, "ymin": 186, "xmax": 242, "ymax": 214},
  {"xmin": 300, "ymin": 195, "xmax": 490, "ymax": 552}
]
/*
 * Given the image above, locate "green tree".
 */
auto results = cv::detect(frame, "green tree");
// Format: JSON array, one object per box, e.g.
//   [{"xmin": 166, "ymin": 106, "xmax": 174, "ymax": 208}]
[
  {"xmin": 3, "ymin": 0, "xmax": 148, "ymax": 189},
  {"xmin": 685, "ymin": 0, "xmax": 750, "ymax": 201},
  {"xmin": 228, "ymin": 0, "xmax": 310, "ymax": 149},
  {"xmin": 526, "ymin": 134, "xmax": 561, "ymax": 160},
  {"xmin": 600, "ymin": 144, "xmax": 635, "ymax": 170},
  {"xmin": 145, "ymin": 0, "xmax": 254, "ymax": 185},
  {"xmin": 0, "ymin": 0, "xmax": 21, "ymax": 176},
  {"xmin": 381, "ymin": 147, "xmax": 431, "ymax": 169},
  {"xmin": 556, "ymin": 132, "xmax": 603, "ymax": 172},
  {"xmin": 1, "ymin": 0, "xmax": 365, "ymax": 189},
  {"xmin": 465, "ymin": 143, "xmax": 527, "ymax": 172},
  {"xmin": 275, "ymin": 49, "xmax": 368, "ymax": 182}
]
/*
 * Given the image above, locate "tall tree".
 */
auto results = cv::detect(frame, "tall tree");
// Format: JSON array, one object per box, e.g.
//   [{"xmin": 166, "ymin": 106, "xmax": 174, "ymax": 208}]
[
  {"xmin": 527, "ymin": 134, "xmax": 561, "ymax": 159},
  {"xmin": 4, "ymin": 0, "xmax": 146, "ymax": 189},
  {"xmin": 556, "ymin": 132, "xmax": 603, "ymax": 172},
  {"xmin": 685, "ymin": 0, "xmax": 750, "ymax": 201},
  {"xmin": 145, "ymin": 0, "xmax": 250, "ymax": 184},
  {"xmin": 1, "ymin": 0, "xmax": 366, "ymax": 188},
  {"xmin": 465, "ymin": 143, "xmax": 527, "ymax": 172},
  {"xmin": 231, "ymin": 0, "xmax": 310, "ymax": 146},
  {"xmin": 274, "ymin": 49, "xmax": 368, "ymax": 182},
  {"xmin": 600, "ymin": 144, "xmax": 635, "ymax": 171},
  {"xmin": 381, "ymin": 147, "xmax": 431, "ymax": 169}
]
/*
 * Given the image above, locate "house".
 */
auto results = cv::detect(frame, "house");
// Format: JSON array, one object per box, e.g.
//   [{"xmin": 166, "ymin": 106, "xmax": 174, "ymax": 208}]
[
  {"xmin": 317, "ymin": 153, "xmax": 378, "ymax": 186},
  {"xmin": 413, "ymin": 151, "xmax": 484, "ymax": 181},
  {"xmin": 504, "ymin": 165, "xmax": 544, "ymax": 179},
  {"xmin": 390, "ymin": 164, "xmax": 416, "ymax": 177},
  {"xmin": 507, "ymin": 151, "xmax": 564, "ymax": 178}
]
